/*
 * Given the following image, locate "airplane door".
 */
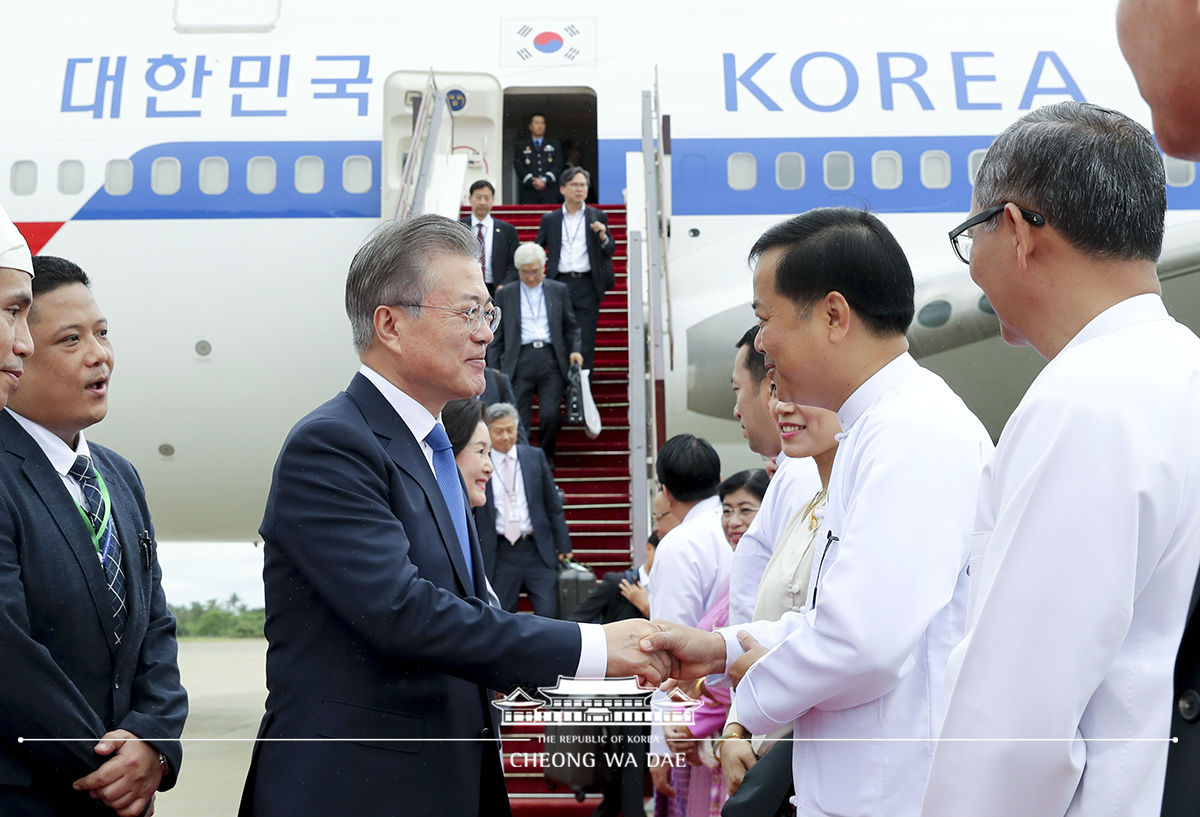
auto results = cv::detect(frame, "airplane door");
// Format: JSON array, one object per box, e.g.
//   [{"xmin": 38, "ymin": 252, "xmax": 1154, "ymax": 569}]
[
  {"xmin": 503, "ymin": 87, "xmax": 598, "ymax": 204},
  {"xmin": 381, "ymin": 71, "xmax": 503, "ymax": 218}
]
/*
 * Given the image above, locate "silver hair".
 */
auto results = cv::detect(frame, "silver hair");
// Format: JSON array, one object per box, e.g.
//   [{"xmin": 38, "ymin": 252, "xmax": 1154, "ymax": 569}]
[
  {"xmin": 513, "ymin": 242, "xmax": 547, "ymax": 270},
  {"xmin": 344, "ymin": 214, "xmax": 478, "ymax": 353},
  {"xmin": 973, "ymin": 102, "xmax": 1166, "ymax": 261},
  {"xmin": 485, "ymin": 402, "xmax": 520, "ymax": 425}
]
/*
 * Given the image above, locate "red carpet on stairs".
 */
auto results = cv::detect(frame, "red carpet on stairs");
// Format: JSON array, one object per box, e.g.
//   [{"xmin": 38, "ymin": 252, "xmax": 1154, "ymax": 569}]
[{"xmin": 463, "ymin": 202, "xmax": 638, "ymax": 816}]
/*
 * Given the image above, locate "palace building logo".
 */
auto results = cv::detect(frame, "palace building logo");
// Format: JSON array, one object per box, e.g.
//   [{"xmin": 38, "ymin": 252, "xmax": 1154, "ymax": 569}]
[{"xmin": 493, "ymin": 676, "xmax": 700, "ymax": 726}]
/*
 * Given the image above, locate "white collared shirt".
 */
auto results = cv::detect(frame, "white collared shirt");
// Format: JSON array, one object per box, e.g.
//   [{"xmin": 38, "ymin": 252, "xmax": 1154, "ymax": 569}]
[
  {"xmin": 357, "ymin": 364, "xmax": 607, "ymax": 678},
  {"xmin": 519, "ymin": 281, "xmax": 551, "ymax": 346},
  {"xmin": 922, "ymin": 295, "xmax": 1200, "ymax": 817},
  {"xmin": 718, "ymin": 352, "xmax": 993, "ymax": 817},
  {"xmin": 558, "ymin": 206, "xmax": 590, "ymax": 272},
  {"xmin": 648, "ymin": 494, "xmax": 731, "ymax": 754},
  {"xmin": 7, "ymin": 409, "xmax": 92, "ymax": 506},
  {"xmin": 470, "ymin": 214, "xmax": 494, "ymax": 283},
  {"xmin": 490, "ymin": 446, "xmax": 532, "ymax": 537},
  {"xmin": 728, "ymin": 453, "xmax": 822, "ymax": 626}
]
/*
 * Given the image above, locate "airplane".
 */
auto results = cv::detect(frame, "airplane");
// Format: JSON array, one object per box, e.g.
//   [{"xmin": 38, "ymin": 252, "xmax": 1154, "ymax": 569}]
[{"xmin": 2, "ymin": 0, "xmax": 1199, "ymax": 547}]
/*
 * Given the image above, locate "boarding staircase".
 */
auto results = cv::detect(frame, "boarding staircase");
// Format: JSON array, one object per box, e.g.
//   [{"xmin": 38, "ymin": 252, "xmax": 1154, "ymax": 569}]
[{"xmin": 461, "ymin": 202, "xmax": 635, "ymax": 815}]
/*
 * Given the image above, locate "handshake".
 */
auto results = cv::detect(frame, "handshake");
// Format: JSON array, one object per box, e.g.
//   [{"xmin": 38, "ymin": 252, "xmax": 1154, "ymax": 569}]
[{"xmin": 601, "ymin": 619, "xmax": 770, "ymax": 687}]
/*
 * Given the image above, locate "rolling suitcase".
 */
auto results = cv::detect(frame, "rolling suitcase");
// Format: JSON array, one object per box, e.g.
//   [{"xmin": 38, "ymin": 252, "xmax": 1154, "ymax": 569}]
[{"xmin": 558, "ymin": 559, "xmax": 596, "ymax": 620}]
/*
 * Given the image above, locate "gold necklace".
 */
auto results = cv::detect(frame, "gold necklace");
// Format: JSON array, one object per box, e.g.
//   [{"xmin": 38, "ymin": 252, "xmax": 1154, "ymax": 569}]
[{"xmin": 804, "ymin": 488, "xmax": 828, "ymax": 532}]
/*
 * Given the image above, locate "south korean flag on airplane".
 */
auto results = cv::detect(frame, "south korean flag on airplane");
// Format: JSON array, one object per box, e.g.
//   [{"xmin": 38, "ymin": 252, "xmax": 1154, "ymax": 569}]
[{"xmin": 501, "ymin": 20, "xmax": 596, "ymax": 66}]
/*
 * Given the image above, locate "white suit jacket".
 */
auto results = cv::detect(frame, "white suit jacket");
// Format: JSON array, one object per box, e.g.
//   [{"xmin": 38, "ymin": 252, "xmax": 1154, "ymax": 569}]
[
  {"xmin": 922, "ymin": 295, "xmax": 1200, "ymax": 817},
  {"xmin": 719, "ymin": 353, "xmax": 992, "ymax": 817}
]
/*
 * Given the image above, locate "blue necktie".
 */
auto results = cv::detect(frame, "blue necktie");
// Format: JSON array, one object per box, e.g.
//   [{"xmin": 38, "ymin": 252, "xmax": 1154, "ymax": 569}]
[
  {"xmin": 534, "ymin": 138, "xmax": 542, "ymax": 149},
  {"xmin": 425, "ymin": 423, "xmax": 475, "ymax": 586}
]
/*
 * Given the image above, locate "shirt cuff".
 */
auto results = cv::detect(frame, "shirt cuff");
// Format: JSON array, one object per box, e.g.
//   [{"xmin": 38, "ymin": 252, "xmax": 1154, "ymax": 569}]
[
  {"xmin": 716, "ymin": 625, "xmax": 747, "ymax": 675},
  {"xmin": 733, "ymin": 669, "xmax": 786, "ymax": 736},
  {"xmin": 575, "ymin": 622, "xmax": 607, "ymax": 678}
]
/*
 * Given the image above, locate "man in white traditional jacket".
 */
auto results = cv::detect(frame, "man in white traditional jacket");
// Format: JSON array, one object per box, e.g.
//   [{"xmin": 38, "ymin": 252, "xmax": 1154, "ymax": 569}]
[
  {"xmin": 644, "ymin": 208, "xmax": 993, "ymax": 817},
  {"xmin": 920, "ymin": 102, "xmax": 1200, "ymax": 817},
  {"xmin": 728, "ymin": 324, "xmax": 820, "ymax": 627}
]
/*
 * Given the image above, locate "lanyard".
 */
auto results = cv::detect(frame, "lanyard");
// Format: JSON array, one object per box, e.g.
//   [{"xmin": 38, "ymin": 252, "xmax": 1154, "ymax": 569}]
[
  {"xmin": 73, "ymin": 468, "xmax": 114, "ymax": 558},
  {"xmin": 520, "ymin": 284, "xmax": 545, "ymax": 325},
  {"xmin": 562, "ymin": 207, "xmax": 585, "ymax": 248}
]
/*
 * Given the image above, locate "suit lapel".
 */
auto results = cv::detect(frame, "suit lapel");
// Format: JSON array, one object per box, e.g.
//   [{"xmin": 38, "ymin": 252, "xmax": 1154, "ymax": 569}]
[
  {"xmin": 0, "ymin": 415, "xmax": 118, "ymax": 658},
  {"xmin": 346, "ymin": 375, "xmax": 477, "ymax": 596},
  {"xmin": 517, "ymin": 445, "xmax": 538, "ymax": 507}
]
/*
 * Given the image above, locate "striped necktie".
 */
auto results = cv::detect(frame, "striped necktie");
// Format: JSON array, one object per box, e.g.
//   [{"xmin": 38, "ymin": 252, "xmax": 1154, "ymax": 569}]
[{"xmin": 68, "ymin": 454, "xmax": 127, "ymax": 645}]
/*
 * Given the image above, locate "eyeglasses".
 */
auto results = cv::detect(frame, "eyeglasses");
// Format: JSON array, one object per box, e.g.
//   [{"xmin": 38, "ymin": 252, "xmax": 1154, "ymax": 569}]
[
  {"xmin": 948, "ymin": 203, "xmax": 1045, "ymax": 265},
  {"xmin": 393, "ymin": 302, "xmax": 501, "ymax": 333},
  {"xmin": 652, "ymin": 510, "xmax": 672, "ymax": 522}
]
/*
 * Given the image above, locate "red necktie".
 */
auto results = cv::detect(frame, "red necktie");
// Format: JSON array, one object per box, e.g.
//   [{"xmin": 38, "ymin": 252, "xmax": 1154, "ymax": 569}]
[{"xmin": 476, "ymin": 223, "xmax": 486, "ymax": 280}]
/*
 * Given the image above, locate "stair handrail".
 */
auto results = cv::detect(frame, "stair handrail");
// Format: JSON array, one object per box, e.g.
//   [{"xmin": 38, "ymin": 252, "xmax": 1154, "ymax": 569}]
[{"xmin": 394, "ymin": 71, "xmax": 448, "ymax": 221}]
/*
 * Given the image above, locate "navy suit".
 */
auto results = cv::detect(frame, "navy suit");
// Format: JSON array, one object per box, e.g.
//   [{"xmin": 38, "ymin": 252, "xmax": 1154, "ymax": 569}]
[
  {"xmin": 536, "ymin": 206, "xmax": 616, "ymax": 370},
  {"xmin": 487, "ymin": 279, "xmax": 581, "ymax": 464},
  {"xmin": 459, "ymin": 215, "xmax": 519, "ymax": 294},
  {"xmin": 513, "ymin": 137, "xmax": 563, "ymax": 204},
  {"xmin": 0, "ymin": 411, "xmax": 186, "ymax": 814},
  {"xmin": 569, "ymin": 568, "xmax": 644, "ymax": 626},
  {"xmin": 1161, "ymin": 579, "xmax": 1200, "ymax": 816},
  {"xmin": 239, "ymin": 374, "xmax": 583, "ymax": 817},
  {"xmin": 475, "ymin": 444, "xmax": 570, "ymax": 616}
]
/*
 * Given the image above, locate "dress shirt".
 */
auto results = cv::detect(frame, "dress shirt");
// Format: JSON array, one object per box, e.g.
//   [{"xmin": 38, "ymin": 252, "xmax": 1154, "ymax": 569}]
[
  {"xmin": 648, "ymin": 495, "xmax": 731, "ymax": 754},
  {"xmin": 358, "ymin": 364, "xmax": 607, "ymax": 678},
  {"xmin": 470, "ymin": 214, "xmax": 494, "ymax": 283},
  {"xmin": 718, "ymin": 353, "xmax": 992, "ymax": 817},
  {"xmin": 519, "ymin": 281, "xmax": 552, "ymax": 345},
  {"xmin": 922, "ymin": 295, "xmax": 1200, "ymax": 817},
  {"xmin": 558, "ymin": 206, "xmax": 590, "ymax": 272},
  {"xmin": 7, "ymin": 409, "xmax": 93, "ymax": 507},
  {"xmin": 728, "ymin": 453, "xmax": 821, "ymax": 626},
  {"xmin": 490, "ymin": 447, "xmax": 532, "ymax": 537}
]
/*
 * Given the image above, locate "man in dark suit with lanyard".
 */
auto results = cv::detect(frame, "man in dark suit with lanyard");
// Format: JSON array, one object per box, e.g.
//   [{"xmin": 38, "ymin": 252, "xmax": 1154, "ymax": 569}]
[
  {"xmin": 486, "ymin": 242, "xmax": 583, "ymax": 468},
  {"xmin": 239, "ymin": 214, "xmax": 667, "ymax": 817},
  {"xmin": 513, "ymin": 113, "xmax": 563, "ymax": 204},
  {"xmin": 460, "ymin": 179, "xmax": 519, "ymax": 296},
  {"xmin": 474, "ymin": 402, "xmax": 570, "ymax": 616},
  {"xmin": 0, "ymin": 254, "xmax": 187, "ymax": 817},
  {"xmin": 536, "ymin": 166, "xmax": 615, "ymax": 370}
]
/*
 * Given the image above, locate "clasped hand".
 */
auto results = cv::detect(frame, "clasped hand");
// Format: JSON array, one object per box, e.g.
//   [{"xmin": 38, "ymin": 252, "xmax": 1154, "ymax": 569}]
[{"xmin": 606, "ymin": 620, "xmax": 769, "ymax": 688}]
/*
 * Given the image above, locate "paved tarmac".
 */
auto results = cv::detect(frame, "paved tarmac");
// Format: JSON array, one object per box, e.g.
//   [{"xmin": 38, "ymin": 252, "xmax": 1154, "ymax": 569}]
[{"xmin": 156, "ymin": 639, "xmax": 267, "ymax": 817}]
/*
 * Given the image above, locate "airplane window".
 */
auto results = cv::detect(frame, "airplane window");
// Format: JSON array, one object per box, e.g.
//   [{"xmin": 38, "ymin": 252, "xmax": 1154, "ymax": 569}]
[
  {"xmin": 342, "ymin": 155, "xmax": 372, "ymax": 194},
  {"xmin": 968, "ymin": 149, "xmax": 988, "ymax": 186},
  {"xmin": 823, "ymin": 152, "xmax": 853, "ymax": 190},
  {"xmin": 247, "ymin": 156, "xmax": 277, "ymax": 195},
  {"xmin": 920, "ymin": 151, "xmax": 951, "ymax": 189},
  {"xmin": 104, "ymin": 159, "xmax": 134, "ymax": 196},
  {"xmin": 918, "ymin": 300, "xmax": 952, "ymax": 328},
  {"xmin": 1164, "ymin": 156, "xmax": 1195, "ymax": 188},
  {"xmin": 978, "ymin": 295, "xmax": 995, "ymax": 315},
  {"xmin": 199, "ymin": 157, "xmax": 229, "ymax": 195},
  {"xmin": 872, "ymin": 151, "xmax": 902, "ymax": 190},
  {"xmin": 727, "ymin": 153, "xmax": 757, "ymax": 191},
  {"xmin": 775, "ymin": 152, "xmax": 805, "ymax": 190},
  {"xmin": 58, "ymin": 160, "xmax": 85, "ymax": 195},
  {"xmin": 151, "ymin": 157, "xmax": 181, "ymax": 196},
  {"xmin": 10, "ymin": 161, "xmax": 36, "ymax": 196},
  {"xmin": 295, "ymin": 156, "xmax": 324, "ymax": 194}
]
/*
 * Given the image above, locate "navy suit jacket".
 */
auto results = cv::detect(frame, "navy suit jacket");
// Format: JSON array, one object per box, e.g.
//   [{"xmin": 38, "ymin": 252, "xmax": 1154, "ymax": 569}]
[
  {"xmin": 240, "ymin": 374, "xmax": 582, "ymax": 817},
  {"xmin": 475, "ymin": 444, "xmax": 571, "ymax": 577},
  {"xmin": 459, "ymin": 215, "xmax": 519, "ymax": 287},
  {"xmin": 486, "ymin": 278, "xmax": 581, "ymax": 381},
  {"xmin": 0, "ymin": 412, "xmax": 186, "ymax": 810},
  {"xmin": 536, "ymin": 206, "xmax": 616, "ymax": 298}
]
